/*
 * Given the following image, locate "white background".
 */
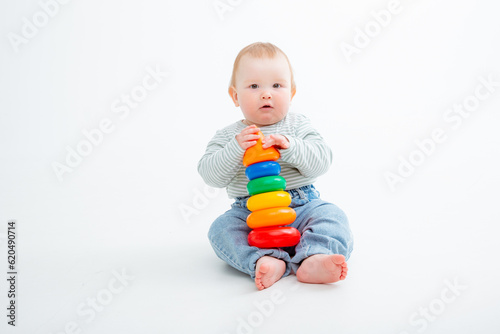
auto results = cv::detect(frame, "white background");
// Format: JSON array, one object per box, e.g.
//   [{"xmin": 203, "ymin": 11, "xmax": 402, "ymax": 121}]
[{"xmin": 1, "ymin": 0, "xmax": 499, "ymax": 333}]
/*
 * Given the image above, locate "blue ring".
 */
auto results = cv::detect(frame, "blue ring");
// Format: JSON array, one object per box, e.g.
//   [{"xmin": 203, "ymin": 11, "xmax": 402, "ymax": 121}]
[{"xmin": 245, "ymin": 161, "xmax": 281, "ymax": 181}]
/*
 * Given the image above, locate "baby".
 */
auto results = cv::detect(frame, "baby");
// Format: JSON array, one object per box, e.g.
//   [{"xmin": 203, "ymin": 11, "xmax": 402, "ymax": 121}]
[{"xmin": 198, "ymin": 42, "xmax": 353, "ymax": 290}]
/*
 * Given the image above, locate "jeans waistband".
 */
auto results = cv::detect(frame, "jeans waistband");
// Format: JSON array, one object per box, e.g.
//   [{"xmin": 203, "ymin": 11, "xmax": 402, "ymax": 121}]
[{"xmin": 233, "ymin": 184, "xmax": 319, "ymax": 209}]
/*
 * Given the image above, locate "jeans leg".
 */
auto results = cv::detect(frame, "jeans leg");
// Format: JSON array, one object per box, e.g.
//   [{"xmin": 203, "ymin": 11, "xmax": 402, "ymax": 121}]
[
  {"xmin": 290, "ymin": 199, "xmax": 354, "ymax": 274},
  {"xmin": 208, "ymin": 205, "xmax": 292, "ymax": 280}
]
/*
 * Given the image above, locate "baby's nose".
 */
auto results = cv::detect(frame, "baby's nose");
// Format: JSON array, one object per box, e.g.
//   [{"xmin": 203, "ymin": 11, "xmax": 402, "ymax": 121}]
[{"xmin": 261, "ymin": 92, "xmax": 272, "ymax": 99}]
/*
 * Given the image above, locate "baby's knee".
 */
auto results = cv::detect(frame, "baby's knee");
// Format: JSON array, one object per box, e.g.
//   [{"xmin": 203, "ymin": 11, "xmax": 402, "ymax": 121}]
[
  {"xmin": 333, "ymin": 205, "xmax": 349, "ymax": 225},
  {"xmin": 315, "ymin": 201, "xmax": 349, "ymax": 224},
  {"xmin": 208, "ymin": 215, "xmax": 225, "ymax": 241},
  {"xmin": 207, "ymin": 209, "xmax": 243, "ymax": 241}
]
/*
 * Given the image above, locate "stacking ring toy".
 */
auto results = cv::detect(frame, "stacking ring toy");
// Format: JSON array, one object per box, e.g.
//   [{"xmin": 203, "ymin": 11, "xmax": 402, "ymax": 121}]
[
  {"xmin": 247, "ymin": 176, "xmax": 286, "ymax": 196},
  {"xmin": 247, "ymin": 207, "xmax": 296, "ymax": 229},
  {"xmin": 245, "ymin": 161, "xmax": 281, "ymax": 181},
  {"xmin": 248, "ymin": 226, "xmax": 301, "ymax": 248},
  {"xmin": 242, "ymin": 131, "xmax": 301, "ymax": 249},
  {"xmin": 247, "ymin": 191, "xmax": 292, "ymax": 212}
]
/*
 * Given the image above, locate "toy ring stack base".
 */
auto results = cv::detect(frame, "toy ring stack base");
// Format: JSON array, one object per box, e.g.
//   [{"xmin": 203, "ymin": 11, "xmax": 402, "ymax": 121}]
[
  {"xmin": 248, "ymin": 226, "xmax": 301, "ymax": 248},
  {"xmin": 243, "ymin": 131, "xmax": 301, "ymax": 249}
]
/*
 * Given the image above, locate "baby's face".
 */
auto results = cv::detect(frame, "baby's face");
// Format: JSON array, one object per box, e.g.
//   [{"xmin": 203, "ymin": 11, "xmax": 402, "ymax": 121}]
[{"xmin": 230, "ymin": 54, "xmax": 295, "ymax": 127}]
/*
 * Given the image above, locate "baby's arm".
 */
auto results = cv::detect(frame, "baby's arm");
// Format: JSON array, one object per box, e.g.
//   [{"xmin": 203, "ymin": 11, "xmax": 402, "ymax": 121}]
[
  {"xmin": 275, "ymin": 114, "xmax": 333, "ymax": 178},
  {"xmin": 197, "ymin": 125, "xmax": 260, "ymax": 188}
]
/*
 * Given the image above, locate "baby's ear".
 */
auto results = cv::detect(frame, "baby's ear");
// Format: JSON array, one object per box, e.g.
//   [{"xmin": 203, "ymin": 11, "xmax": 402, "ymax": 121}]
[
  {"xmin": 228, "ymin": 86, "xmax": 239, "ymax": 107},
  {"xmin": 291, "ymin": 87, "xmax": 296, "ymax": 100}
]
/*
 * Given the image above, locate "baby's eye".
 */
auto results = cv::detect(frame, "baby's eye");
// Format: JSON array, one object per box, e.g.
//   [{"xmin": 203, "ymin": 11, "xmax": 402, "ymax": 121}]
[
  {"xmin": 273, "ymin": 83, "xmax": 281, "ymax": 88},
  {"xmin": 250, "ymin": 84, "xmax": 258, "ymax": 89}
]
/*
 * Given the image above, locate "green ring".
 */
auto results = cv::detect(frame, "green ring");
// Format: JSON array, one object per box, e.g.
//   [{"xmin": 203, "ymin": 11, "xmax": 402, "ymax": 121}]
[{"xmin": 247, "ymin": 176, "xmax": 286, "ymax": 196}]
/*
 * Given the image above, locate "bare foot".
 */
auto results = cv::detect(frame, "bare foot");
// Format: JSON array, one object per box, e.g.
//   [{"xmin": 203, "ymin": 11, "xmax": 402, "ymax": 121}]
[
  {"xmin": 254, "ymin": 256, "xmax": 286, "ymax": 290},
  {"xmin": 296, "ymin": 254, "xmax": 348, "ymax": 284}
]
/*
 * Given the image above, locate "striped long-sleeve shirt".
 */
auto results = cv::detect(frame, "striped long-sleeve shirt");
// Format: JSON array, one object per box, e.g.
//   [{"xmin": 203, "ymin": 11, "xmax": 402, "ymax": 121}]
[{"xmin": 197, "ymin": 112, "xmax": 333, "ymax": 198}]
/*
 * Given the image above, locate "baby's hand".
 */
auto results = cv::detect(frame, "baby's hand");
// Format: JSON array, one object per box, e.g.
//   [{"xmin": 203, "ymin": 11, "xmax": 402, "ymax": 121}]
[
  {"xmin": 262, "ymin": 134, "xmax": 290, "ymax": 150},
  {"xmin": 236, "ymin": 125, "xmax": 261, "ymax": 150}
]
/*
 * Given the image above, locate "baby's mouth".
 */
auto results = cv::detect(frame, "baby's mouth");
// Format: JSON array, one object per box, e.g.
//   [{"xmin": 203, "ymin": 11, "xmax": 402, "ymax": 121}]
[{"xmin": 260, "ymin": 104, "xmax": 273, "ymax": 109}]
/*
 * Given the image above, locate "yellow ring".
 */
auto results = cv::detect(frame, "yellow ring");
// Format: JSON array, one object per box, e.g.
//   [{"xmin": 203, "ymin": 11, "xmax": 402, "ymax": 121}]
[{"xmin": 247, "ymin": 191, "xmax": 292, "ymax": 212}]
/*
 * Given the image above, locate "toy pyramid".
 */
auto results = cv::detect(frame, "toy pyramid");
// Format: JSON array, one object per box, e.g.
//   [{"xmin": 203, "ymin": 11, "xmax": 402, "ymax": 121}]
[{"xmin": 243, "ymin": 132, "xmax": 300, "ymax": 248}]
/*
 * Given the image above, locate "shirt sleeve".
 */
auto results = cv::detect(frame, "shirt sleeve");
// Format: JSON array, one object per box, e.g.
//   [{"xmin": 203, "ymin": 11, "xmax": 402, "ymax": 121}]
[
  {"xmin": 197, "ymin": 128, "xmax": 246, "ymax": 188},
  {"xmin": 279, "ymin": 114, "xmax": 333, "ymax": 178}
]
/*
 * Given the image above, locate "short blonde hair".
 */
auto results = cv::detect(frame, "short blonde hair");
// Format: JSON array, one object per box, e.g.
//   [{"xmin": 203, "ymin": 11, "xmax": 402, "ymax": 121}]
[{"xmin": 229, "ymin": 42, "xmax": 296, "ymax": 93}]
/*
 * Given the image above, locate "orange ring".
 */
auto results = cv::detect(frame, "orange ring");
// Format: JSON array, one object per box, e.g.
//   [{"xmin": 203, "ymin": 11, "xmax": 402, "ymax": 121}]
[{"xmin": 246, "ymin": 207, "xmax": 296, "ymax": 229}]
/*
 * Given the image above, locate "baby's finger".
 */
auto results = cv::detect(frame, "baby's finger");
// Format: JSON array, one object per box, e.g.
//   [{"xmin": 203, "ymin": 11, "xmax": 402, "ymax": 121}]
[
  {"xmin": 262, "ymin": 136, "xmax": 275, "ymax": 149},
  {"xmin": 243, "ymin": 125, "xmax": 260, "ymax": 134},
  {"xmin": 272, "ymin": 135, "xmax": 284, "ymax": 146},
  {"xmin": 242, "ymin": 141, "xmax": 257, "ymax": 149},
  {"xmin": 245, "ymin": 134, "xmax": 261, "ymax": 142}
]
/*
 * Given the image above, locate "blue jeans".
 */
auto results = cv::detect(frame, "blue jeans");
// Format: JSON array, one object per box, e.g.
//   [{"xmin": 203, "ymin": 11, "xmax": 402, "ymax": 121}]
[{"xmin": 208, "ymin": 185, "xmax": 354, "ymax": 279}]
